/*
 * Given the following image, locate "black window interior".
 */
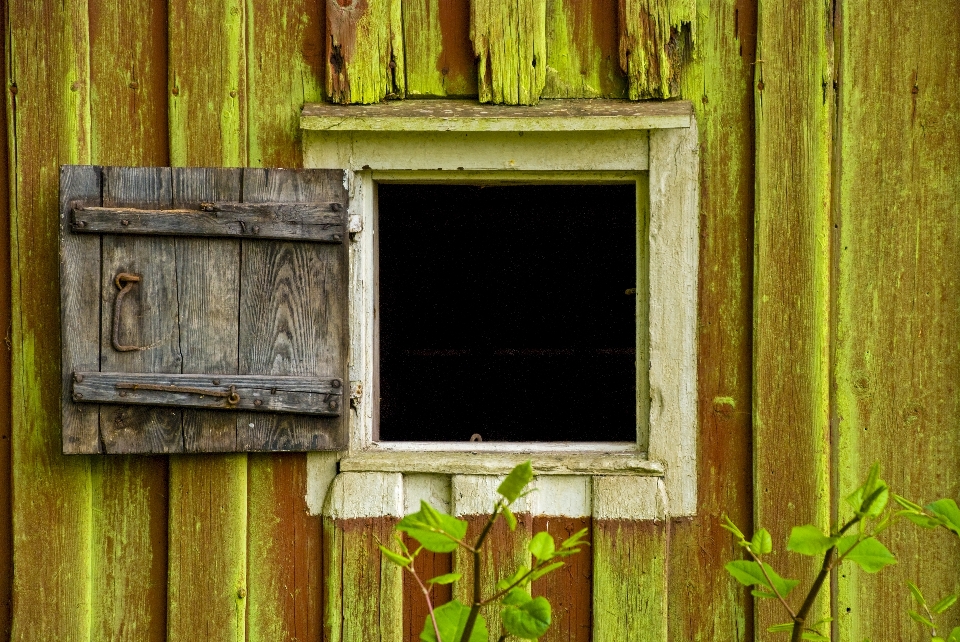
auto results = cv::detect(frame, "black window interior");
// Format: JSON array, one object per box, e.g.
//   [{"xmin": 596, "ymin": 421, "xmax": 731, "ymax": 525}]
[{"xmin": 377, "ymin": 183, "xmax": 637, "ymax": 442}]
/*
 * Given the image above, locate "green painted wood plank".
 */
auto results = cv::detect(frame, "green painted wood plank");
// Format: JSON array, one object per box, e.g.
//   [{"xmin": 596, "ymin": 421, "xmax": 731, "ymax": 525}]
[
  {"xmin": 592, "ymin": 520, "xmax": 668, "ymax": 641},
  {"xmin": 542, "ymin": 0, "xmax": 626, "ymax": 99},
  {"xmin": 402, "ymin": 0, "xmax": 476, "ymax": 97},
  {"xmin": 166, "ymin": 2, "xmax": 248, "ymax": 641},
  {"xmin": 246, "ymin": 0, "xmax": 325, "ymax": 167},
  {"xmin": 618, "ymin": 0, "xmax": 697, "ymax": 99},
  {"xmin": 666, "ymin": 0, "xmax": 755, "ymax": 638},
  {"xmin": 326, "ymin": 0, "xmax": 404, "ymax": 105},
  {"xmin": 753, "ymin": 0, "xmax": 833, "ymax": 634},
  {"xmin": 470, "ymin": 0, "xmax": 547, "ymax": 105},
  {"xmin": 8, "ymin": 1, "xmax": 94, "ymax": 639},
  {"xmin": 833, "ymin": 1, "xmax": 960, "ymax": 638}
]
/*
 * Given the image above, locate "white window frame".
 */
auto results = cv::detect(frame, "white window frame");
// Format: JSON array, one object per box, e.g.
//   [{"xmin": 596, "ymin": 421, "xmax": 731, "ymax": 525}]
[{"xmin": 301, "ymin": 100, "xmax": 699, "ymax": 517}]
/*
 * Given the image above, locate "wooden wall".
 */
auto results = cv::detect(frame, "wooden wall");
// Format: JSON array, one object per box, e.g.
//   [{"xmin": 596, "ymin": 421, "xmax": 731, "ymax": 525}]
[{"xmin": 2, "ymin": 0, "xmax": 958, "ymax": 641}]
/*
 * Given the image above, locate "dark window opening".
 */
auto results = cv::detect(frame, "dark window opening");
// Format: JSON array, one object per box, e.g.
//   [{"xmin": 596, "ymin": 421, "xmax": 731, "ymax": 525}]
[{"xmin": 377, "ymin": 184, "xmax": 637, "ymax": 442}]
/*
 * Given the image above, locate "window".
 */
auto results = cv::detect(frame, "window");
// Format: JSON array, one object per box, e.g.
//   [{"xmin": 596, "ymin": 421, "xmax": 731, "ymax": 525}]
[{"xmin": 302, "ymin": 99, "xmax": 699, "ymax": 517}]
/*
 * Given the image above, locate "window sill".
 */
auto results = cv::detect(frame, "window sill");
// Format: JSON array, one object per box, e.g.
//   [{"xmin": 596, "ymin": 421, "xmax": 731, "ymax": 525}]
[{"xmin": 338, "ymin": 442, "xmax": 663, "ymax": 476}]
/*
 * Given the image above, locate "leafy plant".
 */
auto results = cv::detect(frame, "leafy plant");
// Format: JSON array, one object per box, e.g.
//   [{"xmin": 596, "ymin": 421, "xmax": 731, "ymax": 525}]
[
  {"xmin": 380, "ymin": 461, "xmax": 588, "ymax": 642},
  {"xmin": 722, "ymin": 462, "xmax": 898, "ymax": 642},
  {"xmin": 906, "ymin": 581, "xmax": 960, "ymax": 642}
]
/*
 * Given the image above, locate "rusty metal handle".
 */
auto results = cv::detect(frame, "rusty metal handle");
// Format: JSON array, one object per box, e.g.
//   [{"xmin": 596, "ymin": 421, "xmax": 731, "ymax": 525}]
[
  {"xmin": 112, "ymin": 272, "xmax": 150, "ymax": 352},
  {"xmin": 115, "ymin": 382, "xmax": 241, "ymax": 405}
]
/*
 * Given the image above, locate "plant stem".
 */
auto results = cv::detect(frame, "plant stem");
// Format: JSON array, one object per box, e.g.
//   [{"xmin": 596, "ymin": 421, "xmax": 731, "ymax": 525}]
[
  {"xmin": 408, "ymin": 566, "xmax": 442, "ymax": 642},
  {"xmin": 459, "ymin": 503, "xmax": 503, "ymax": 642}
]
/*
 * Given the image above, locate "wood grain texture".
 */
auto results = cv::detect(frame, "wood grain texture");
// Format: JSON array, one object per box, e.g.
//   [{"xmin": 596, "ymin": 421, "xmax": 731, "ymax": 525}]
[
  {"xmin": 168, "ymin": 0, "xmax": 247, "ymax": 167},
  {"xmin": 470, "ymin": 0, "xmax": 547, "ymax": 104},
  {"xmin": 246, "ymin": 0, "xmax": 326, "ymax": 167},
  {"xmin": 542, "ymin": 0, "xmax": 626, "ymax": 99},
  {"xmin": 60, "ymin": 166, "xmax": 103, "ymax": 453},
  {"xmin": 326, "ymin": 0, "xmax": 404, "ymax": 104},
  {"xmin": 238, "ymin": 168, "xmax": 347, "ymax": 451},
  {"xmin": 246, "ymin": 453, "xmax": 323, "ymax": 642},
  {"xmin": 667, "ymin": 0, "xmax": 756, "ymax": 638},
  {"xmin": 402, "ymin": 538, "xmax": 453, "ymax": 642},
  {"xmin": 0, "ymin": 4, "xmax": 12, "ymax": 635},
  {"xmin": 8, "ymin": 0, "xmax": 94, "ymax": 638},
  {"xmin": 618, "ymin": 0, "xmax": 697, "ymax": 99},
  {"xmin": 99, "ymin": 166, "xmax": 183, "ymax": 454},
  {"xmin": 170, "ymin": 167, "xmax": 242, "ymax": 453},
  {"xmin": 402, "ymin": 0, "xmax": 476, "ymax": 97},
  {"xmin": 324, "ymin": 517, "xmax": 403, "ymax": 642},
  {"xmin": 531, "ymin": 517, "xmax": 592, "ymax": 642},
  {"xmin": 87, "ymin": 2, "xmax": 172, "ymax": 637},
  {"xmin": 833, "ymin": 0, "xmax": 960, "ymax": 638},
  {"xmin": 592, "ymin": 520, "xmax": 668, "ymax": 642},
  {"xmin": 753, "ymin": 0, "xmax": 833, "ymax": 633}
]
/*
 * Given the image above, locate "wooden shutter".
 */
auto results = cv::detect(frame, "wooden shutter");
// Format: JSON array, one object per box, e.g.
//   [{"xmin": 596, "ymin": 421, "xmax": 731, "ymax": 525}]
[{"xmin": 60, "ymin": 166, "xmax": 348, "ymax": 454}]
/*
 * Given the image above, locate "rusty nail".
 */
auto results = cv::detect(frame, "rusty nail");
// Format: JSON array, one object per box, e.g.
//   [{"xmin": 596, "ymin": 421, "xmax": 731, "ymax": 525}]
[
  {"xmin": 254, "ymin": 399, "xmax": 262, "ymax": 406},
  {"xmin": 212, "ymin": 379, "xmax": 220, "ymax": 385},
  {"xmin": 76, "ymin": 220, "xmax": 87, "ymax": 227},
  {"xmin": 171, "ymin": 86, "xmax": 180, "ymax": 96},
  {"xmin": 329, "ymin": 400, "xmax": 338, "ymax": 410},
  {"xmin": 128, "ymin": 81, "xmax": 139, "ymax": 90},
  {"xmin": 331, "ymin": 379, "xmax": 341, "ymax": 388},
  {"xmin": 73, "ymin": 393, "xmax": 83, "ymax": 400},
  {"xmin": 73, "ymin": 373, "xmax": 84, "ymax": 383},
  {"xmin": 230, "ymin": 90, "xmax": 237, "ymax": 98},
  {"xmin": 332, "ymin": 234, "xmax": 341, "ymax": 242},
  {"xmin": 330, "ymin": 202, "xmax": 343, "ymax": 212},
  {"xmin": 120, "ymin": 219, "xmax": 130, "ymax": 226},
  {"xmin": 119, "ymin": 391, "xmax": 127, "ymax": 397},
  {"xmin": 270, "ymin": 388, "xmax": 277, "ymax": 394},
  {"xmin": 252, "ymin": 226, "xmax": 260, "ymax": 234}
]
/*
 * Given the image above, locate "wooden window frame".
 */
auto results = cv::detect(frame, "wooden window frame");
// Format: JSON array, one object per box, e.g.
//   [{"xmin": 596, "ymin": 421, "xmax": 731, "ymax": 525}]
[{"xmin": 301, "ymin": 100, "xmax": 699, "ymax": 517}]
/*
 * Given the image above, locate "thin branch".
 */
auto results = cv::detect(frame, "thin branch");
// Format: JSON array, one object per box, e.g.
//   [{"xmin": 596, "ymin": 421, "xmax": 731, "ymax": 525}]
[
  {"xmin": 745, "ymin": 548, "xmax": 797, "ymax": 620},
  {"xmin": 407, "ymin": 565, "xmax": 443, "ymax": 642}
]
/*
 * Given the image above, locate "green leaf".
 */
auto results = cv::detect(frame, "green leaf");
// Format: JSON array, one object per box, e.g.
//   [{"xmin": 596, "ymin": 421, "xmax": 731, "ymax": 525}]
[
  {"xmin": 894, "ymin": 495, "xmax": 924, "ymax": 512},
  {"xmin": 900, "ymin": 511, "xmax": 944, "ymax": 529},
  {"xmin": 420, "ymin": 600, "xmax": 488, "ymax": 642},
  {"xmin": 768, "ymin": 623, "xmax": 795, "ymax": 633},
  {"xmin": 801, "ymin": 631, "xmax": 829, "ymax": 641},
  {"xmin": 909, "ymin": 610, "xmax": 935, "ymax": 628},
  {"xmin": 379, "ymin": 544, "xmax": 412, "ymax": 567},
  {"xmin": 529, "ymin": 532, "xmax": 556, "ymax": 562},
  {"xmin": 427, "ymin": 573, "xmax": 462, "ymax": 586},
  {"xmin": 498, "ymin": 461, "xmax": 534, "ymax": 503},
  {"xmin": 787, "ymin": 525, "xmax": 837, "ymax": 557},
  {"xmin": 721, "ymin": 515, "xmax": 747, "ymax": 541},
  {"xmin": 561, "ymin": 527, "xmax": 589, "ymax": 549},
  {"xmin": 503, "ymin": 505, "xmax": 518, "ymax": 531},
  {"xmin": 397, "ymin": 501, "xmax": 469, "ymax": 554},
  {"xmin": 846, "ymin": 463, "xmax": 888, "ymax": 517},
  {"xmin": 752, "ymin": 589, "xmax": 778, "ymax": 599},
  {"xmin": 933, "ymin": 593, "xmax": 959, "ymax": 614},
  {"xmin": 501, "ymin": 591, "xmax": 551, "ymax": 639},
  {"xmin": 838, "ymin": 536, "xmax": 896, "ymax": 573},
  {"xmin": 927, "ymin": 499, "xmax": 960, "ymax": 536},
  {"xmin": 947, "ymin": 627, "xmax": 960, "ymax": 642},
  {"xmin": 528, "ymin": 561, "xmax": 564, "ymax": 583},
  {"xmin": 496, "ymin": 566, "xmax": 529, "ymax": 592},
  {"xmin": 751, "ymin": 528, "xmax": 773, "ymax": 555},
  {"xmin": 908, "ymin": 581, "xmax": 926, "ymax": 606},
  {"xmin": 724, "ymin": 560, "xmax": 799, "ymax": 597}
]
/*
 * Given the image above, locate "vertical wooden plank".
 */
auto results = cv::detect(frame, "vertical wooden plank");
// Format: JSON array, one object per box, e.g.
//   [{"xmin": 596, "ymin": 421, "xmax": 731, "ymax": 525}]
[
  {"xmin": 530, "ymin": 517, "xmax": 592, "ymax": 642},
  {"xmin": 833, "ymin": 1, "xmax": 960, "ymax": 639},
  {"xmin": 238, "ymin": 168, "xmax": 347, "ymax": 452},
  {"xmin": 667, "ymin": 0, "xmax": 756, "ymax": 638},
  {"xmin": 8, "ymin": 0, "xmax": 94, "ymax": 638},
  {"xmin": 167, "ymin": 0, "xmax": 247, "ymax": 167},
  {"xmin": 170, "ymin": 167, "xmax": 242, "ymax": 453},
  {"xmin": 87, "ymin": 0, "xmax": 171, "ymax": 637},
  {"xmin": 451, "ymin": 475, "xmax": 533, "ymax": 642},
  {"xmin": 323, "ymin": 472, "xmax": 404, "ymax": 642},
  {"xmin": 542, "ymin": 0, "xmax": 626, "ymax": 99},
  {"xmin": 246, "ymin": 0, "xmax": 325, "ymax": 167},
  {"xmin": 753, "ymin": 0, "xmax": 833, "ymax": 633},
  {"xmin": 0, "ymin": 5, "xmax": 13, "ymax": 636},
  {"xmin": 402, "ymin": 474, "xmax": 453, "ymax": 640},
  {"xmin": 166, "ymin": 2, "xmax": 248, "ymax": 640},
  {"xmin": 60, "ymin": 166, "xmax": 102, "ymax": 454},
  {"xmin": 470, "ymin": 0, "xmax": 547, "ymax": 105},
  {"xmin": 326, "ymin": 0, "xmax": 404, "ymax": 105},
  {"xmin": 402, "ymin": 0, "xmax": 477, "ymax": 97},
  {"xmin": 592, "ymin": 476, "xmax": 667, "ymax": 642},
  {"xmin": 99, "ymin": 166, "xmax": 182, "ymax": 454},
  {"xmin": 618, "ymin": 0, "xmax": 697, "ymax": 99}
]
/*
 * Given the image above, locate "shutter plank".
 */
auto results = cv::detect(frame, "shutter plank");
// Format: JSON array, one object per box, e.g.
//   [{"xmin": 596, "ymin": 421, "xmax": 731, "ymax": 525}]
[
  {"xmin": 171, "ymin": 167, "xmax": 243, "ymax": 452},
  {"xmin": 60, "ymin": 165, "xmax": 103, "ymax": 453},
  {"xmin": 238, "ymin": 168, "xmax": 347, "ymax": 451},
  {"xmin": 99, "ymin": 166, "xmax": 183, "ymax": 453}
]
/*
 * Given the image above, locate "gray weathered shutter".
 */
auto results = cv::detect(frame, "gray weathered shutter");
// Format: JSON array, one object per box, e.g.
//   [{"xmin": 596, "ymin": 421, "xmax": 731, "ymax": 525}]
[{"xmin": 60, "ymin": 166, "xmax": 348, "ymax": 454}]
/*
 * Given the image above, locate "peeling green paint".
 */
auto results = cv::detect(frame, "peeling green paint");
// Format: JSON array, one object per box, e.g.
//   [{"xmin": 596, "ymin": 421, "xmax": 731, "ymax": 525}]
[
  {"xmin": 327, "ymin": 0, "xmax": 405, "ymax": 105},
  {"xmin": 470, "ymin": 0, "xmax": 547, "ymax": 105},
  {"xmin": 619, "ymin": 0, "xmax": 697, "ymax": 99}
]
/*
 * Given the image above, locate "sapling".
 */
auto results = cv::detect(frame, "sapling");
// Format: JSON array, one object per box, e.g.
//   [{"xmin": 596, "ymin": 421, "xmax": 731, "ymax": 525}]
[
  {"xmin": 379, "ymin": 461, "xmax": 588, "ymax": 642},
  {"xmin": 722, "ymin": 462, "xmax": 898, "ymax": 642}
]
